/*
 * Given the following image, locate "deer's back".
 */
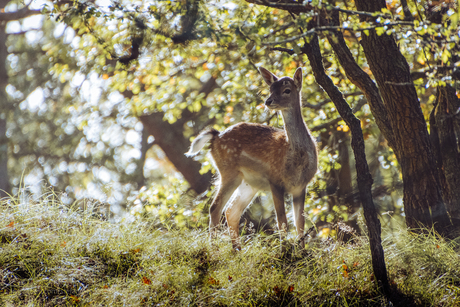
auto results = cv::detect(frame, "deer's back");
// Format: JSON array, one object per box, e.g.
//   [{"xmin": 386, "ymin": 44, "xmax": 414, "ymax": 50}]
[{"xmin": 210, "ymin": 123, "xmax": 293, "ymax": 191}]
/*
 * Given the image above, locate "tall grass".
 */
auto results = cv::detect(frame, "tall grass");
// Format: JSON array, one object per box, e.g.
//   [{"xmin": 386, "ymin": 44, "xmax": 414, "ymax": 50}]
[{"xmin": 1, "ymin": 192, "xmax": 460, "ymax": 306}]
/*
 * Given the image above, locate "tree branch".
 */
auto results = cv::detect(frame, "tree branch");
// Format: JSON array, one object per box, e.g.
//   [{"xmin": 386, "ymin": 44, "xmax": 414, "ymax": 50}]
[
  {"xmin": 263, "ymin": 21, "xmax": 414, "ymax": 46},
  {"xmin": 310, "ymin": 98, "xmax": 367, "ymax": 132},
  {"xmin": 245, "ymin": 0, "xmax": 312, "ymax": 14},
  {"xmin": 302, "ymin": 33, "xmax": 390, "ymax": 296},
  {"xmin": 324, "ymin": 10, "xmax": 395, "ymax": 148},
  {"xmin": 303, "ymin": 91, "xmax": 363, "ymax": 110},
  {"xmin": 0, "ymin": 7, "xmax": 41, "ymax": 22}
]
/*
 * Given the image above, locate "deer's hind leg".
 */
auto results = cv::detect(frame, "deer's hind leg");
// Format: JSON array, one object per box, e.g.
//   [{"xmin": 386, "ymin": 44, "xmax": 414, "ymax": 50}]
[
  {"xmin": 225, "ymin": 180, "xmax": 258, "ymax": 250},
  {"xmin": 209, "ymin": 171, "xmax": 242, "ymax": 238},
  {"xmin": 293, "ymin": 189, "xmax": 306, "ymax": 248}
]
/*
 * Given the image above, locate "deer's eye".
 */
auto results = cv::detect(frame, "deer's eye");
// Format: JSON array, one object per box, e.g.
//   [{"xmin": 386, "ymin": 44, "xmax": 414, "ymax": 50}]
[{"xmin": 283, "ymin": 89, "xmax": 291, "ymax": 94}]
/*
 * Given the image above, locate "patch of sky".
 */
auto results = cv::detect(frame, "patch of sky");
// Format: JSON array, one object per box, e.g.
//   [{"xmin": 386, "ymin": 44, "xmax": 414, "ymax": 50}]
[
  {"xmin": 71, "ymin": 72, "xmax": 86, "ymax": 88},
  {"xmin": 21, "ymin": 87, "xmax": 45, "ymax": 113},
  {"xmin": 125, "ymin": 129, "xmax": 141, "ymax": 146}
]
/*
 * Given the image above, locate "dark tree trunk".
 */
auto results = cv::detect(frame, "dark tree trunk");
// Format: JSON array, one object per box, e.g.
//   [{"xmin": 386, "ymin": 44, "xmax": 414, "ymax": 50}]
[
  {"xmin": 302, "ymin": 34, "xmax": 390, "ymax": 296},
  {"xmin": 353, "ymin": 0, "xmax": 451, "ymax": 233},
  {"xmin": 0, "ymin": 21, "xmax": 10, "ymax": 198},
  {"xmin": 320, "ymin": 129, "xmax": 356, "ymax": 214},
  {"xmin": 140, "ymin": 112, "xmax": 213, "ymax": 195},
  {"xmin": 140, "ymin": 77, "xmax": 218, "ymax": 194},
  {"xmin": 133, "ymin": 124, "xmax": 149, "ymax": 189},
  {"xmin": 430, "ymin": 85, "xmax": 460, "ymax": 225},
  {"xmin": 334, "ymin": 130, "xmax": 355, "ymax": 213}
]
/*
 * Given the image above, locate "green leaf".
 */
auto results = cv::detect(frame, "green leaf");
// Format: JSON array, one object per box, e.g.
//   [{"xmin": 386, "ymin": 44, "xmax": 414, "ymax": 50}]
[{"xmin": 375, "ymin": 27, "xmax": 385, "ymax": 36}]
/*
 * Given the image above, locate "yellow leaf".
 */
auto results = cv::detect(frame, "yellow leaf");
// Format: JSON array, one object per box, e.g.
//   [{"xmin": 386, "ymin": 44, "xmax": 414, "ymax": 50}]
[
  {"xmin": 342, "ymin": 125, "xmax": 349, "ymax": 132},
  {"xmin": 102, "ymin": 74, "xmax": 109, "ymax": 80}
]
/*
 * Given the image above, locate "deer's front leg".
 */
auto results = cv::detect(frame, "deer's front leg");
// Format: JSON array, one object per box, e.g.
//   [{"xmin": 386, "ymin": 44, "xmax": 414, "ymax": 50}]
[
  {"xmin": 293, "ymin": 189, "xmax": 306, "ymax": 248},
  {"xmin": 270, "ymin": 183, "xmax": 288, "ymax": 243}
]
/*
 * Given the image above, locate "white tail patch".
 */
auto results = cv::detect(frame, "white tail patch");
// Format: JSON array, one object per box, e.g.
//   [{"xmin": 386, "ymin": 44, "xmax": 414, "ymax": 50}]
[{"xmin": 185, "ymin": 131, "xmax": 215, "ymax": 157}]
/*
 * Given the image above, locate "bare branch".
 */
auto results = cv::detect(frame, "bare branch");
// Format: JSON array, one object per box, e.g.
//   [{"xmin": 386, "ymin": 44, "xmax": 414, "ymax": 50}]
[
  {"xmin": 270, "ymin": 47, "xmax": 295, "ymax": 55},
  {"xmin": 0, "ymin": 7, "xmax": 41, "ymax": 22},
  {"xmin": 245, "ymin": 0, "xmax": 312, "ymax": 13}
]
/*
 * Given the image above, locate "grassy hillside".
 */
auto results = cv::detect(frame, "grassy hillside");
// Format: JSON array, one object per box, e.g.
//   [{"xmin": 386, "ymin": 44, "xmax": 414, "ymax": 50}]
[{"xmin": 1, "ymin": 193, "xmax": 460, "ymax": 306}]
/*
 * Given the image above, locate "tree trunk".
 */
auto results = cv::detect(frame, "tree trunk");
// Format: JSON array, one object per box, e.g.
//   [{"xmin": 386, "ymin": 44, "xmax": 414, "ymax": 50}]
[
  {"xmin": 430, "ymin": 85, "xmax": 460, "ymax": 225},
  {"xmin": 139, "ymin": 77, "xmax": 218, "ymax": 194},
  {"xmin": 140, "ymin": 112, "xmax": 213, "ymax": 195},
  {"xmin": 0, "ymin": 21, "xmax": 10, "ymax": 198},
  {"xmin": 302, "ymin": 34, "xmax": 390, "ymax": 296},
  {"xmin": 354, "ymin": 0, "xmax": 451, "ymax": 233},
  {"xmin": 334, "ymin": 130, "xmax": 355, "ymax": 213}
]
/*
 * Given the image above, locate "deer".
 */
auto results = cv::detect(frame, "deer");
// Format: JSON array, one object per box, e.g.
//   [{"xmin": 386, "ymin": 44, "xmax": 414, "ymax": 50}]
[{"xmin": 185, "ymin": 67, "xmax": 318, "ymax": 250}]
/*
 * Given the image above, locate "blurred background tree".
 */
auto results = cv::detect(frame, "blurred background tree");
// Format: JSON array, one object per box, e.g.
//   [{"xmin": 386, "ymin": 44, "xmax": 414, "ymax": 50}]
[{"xmin": 0, "ymin": 0, "xmax": 459, "ymax": 234}]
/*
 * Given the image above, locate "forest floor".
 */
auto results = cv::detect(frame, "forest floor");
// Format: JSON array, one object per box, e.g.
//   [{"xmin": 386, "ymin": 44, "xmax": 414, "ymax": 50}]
[{"xmin": 1, "ymin": 193, "xmax": 460, "ymax": 306}]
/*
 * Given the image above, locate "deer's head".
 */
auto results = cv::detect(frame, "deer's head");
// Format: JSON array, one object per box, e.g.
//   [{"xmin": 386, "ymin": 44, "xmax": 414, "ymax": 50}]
[{"xmin": 259, "ymin": 67, "xmax": 303, "ymax": 111}]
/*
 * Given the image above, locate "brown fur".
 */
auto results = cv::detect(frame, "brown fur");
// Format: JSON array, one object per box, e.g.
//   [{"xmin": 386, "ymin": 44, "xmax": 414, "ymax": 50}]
[{"xmin": 186, "ymin": 67, "xmax": 318, "ymax": 250}]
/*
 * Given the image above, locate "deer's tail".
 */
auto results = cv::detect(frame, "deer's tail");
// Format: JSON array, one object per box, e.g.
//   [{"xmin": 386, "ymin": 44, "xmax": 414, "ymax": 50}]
[{"xmin": 185, "ymin": 128, "xmax": 219, "ymax": 157}]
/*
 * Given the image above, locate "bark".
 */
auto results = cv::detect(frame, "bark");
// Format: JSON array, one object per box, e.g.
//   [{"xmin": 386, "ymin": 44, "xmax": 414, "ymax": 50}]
[
  {"xmin": 140, "ymin": 113, "xmax": 213, "ymax": 194},
  {"xmin": 134, "ymin": 124, "xmax": 149, "ymax": 189},
  {"xmin": 430, "ymin": 85, "xmax": 460, "ymax": 224},
  {"xmin": 354, "ymin": 0, "xmax": 451, "ymax": 233},
  {"xmin": 321, "ymin": 129, "xmax": 355, "ymax": 214},
  {"xmin": 302, "ymin": 34, "xmax": 390, "ymax": 296},
  {"xmin": 139, "ymin": 77, "xmax": 218, "ymax": 194},
  {"xmin": 324, "ymin": 18, "xmax": 394, "ymax": 149},
  {"xmin": 334, "ymin": 131, "xmax": 355, "ymax": 213},
  {"xmin": 0, "ymin": 117, "xmax": 8, "ymax": 198},
  {"xmin": 0, "ymin": 20, "xmax": 10, "ymax": 198}
]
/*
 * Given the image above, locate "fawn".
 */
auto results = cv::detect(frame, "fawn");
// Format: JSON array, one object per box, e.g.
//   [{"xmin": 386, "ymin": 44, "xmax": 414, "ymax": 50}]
[{"xmin": 186, "ymin": 67, "xmax": 318, "ymax": 249}]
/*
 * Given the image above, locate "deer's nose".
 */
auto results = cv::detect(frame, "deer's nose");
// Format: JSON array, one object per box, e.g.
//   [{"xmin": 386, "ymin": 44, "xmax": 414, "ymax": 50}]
[{"xmin": 265, "ymin": 98, "xmax": 273, "ymax": 106}]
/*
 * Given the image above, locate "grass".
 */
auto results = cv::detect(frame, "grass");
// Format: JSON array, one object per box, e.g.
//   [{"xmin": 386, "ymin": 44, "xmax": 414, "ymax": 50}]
[{"xmin": 1, "ymin": 193, "xmax": 460, "ymax": 306}]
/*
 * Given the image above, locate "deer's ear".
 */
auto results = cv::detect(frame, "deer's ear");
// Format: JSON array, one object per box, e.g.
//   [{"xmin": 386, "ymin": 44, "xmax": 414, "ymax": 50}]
[
  {"xmin": 259, "ymin": 67, "xmax": 279, "ymax": 86},
  {"xmin": 293, "ymin": 67, "xmax": 303, "ymax": 90}
]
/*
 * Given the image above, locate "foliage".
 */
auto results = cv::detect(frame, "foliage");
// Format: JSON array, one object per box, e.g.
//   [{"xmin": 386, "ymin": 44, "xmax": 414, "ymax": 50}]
[
  {"xmin": 131, "ymin": 175, "xmax": 210, "ymax": 229},
  {"xmin": 1, "ymin": 193, "xmax": 460, "ymax": 306}
]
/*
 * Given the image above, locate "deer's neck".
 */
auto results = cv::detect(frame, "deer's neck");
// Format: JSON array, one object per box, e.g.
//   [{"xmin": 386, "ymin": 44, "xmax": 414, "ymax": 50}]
[{"xmin": 281, "ymin": 101, "xmax": 314, "ymax": 151}]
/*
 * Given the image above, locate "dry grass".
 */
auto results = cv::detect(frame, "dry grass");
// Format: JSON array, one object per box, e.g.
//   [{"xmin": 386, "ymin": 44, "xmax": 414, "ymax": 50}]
[{"xmin": 1, "ymin": 192, "xmax": 460, "ymax": 306}]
